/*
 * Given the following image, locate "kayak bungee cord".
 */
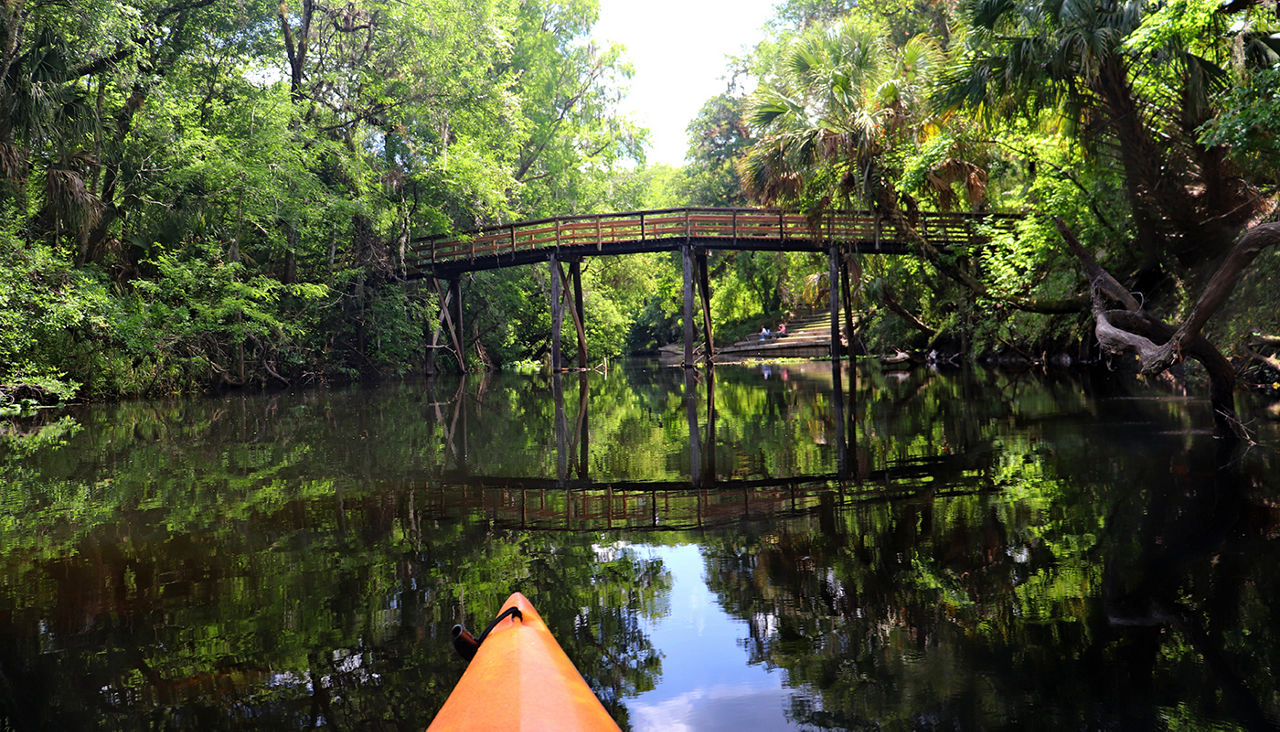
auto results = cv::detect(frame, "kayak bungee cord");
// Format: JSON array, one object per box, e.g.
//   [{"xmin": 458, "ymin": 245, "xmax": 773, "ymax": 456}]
[{"xmin": 451, "ymin": 606, "xmax": 524, "ymax": 661}]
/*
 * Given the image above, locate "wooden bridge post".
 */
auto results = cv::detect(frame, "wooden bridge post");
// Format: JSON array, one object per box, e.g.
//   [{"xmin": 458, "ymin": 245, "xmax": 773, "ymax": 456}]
[
  {"xmin": 571, "ymin": 260, "xmax": 588, "ymax": 368},
  {"xmin": 840, "ymin": 249, "xmax": 855, "ymax": 358},
  {"xmin": 685, "ymin": 368, "xmax": 702, "ymax": 487},
  {"xmin": 828, "ymin": 243, "xmax": 843, "ymax": 362},
  {"xmin": 576, "ymin": 372, "xmax": 589, "ymax": 479},
  {"xmin": 450, "ymin": 278, "xmax": 465, "ymax": 371},
  {"xmin": 832, "ymin": 357, "xmax": 849, "ymax": 479},
  {"xmin": 553, "ymin": 371, "xmax": 567, "ymax": 485},
  {"xmin": 682, "ymin": 243, "xmax": 695, "ymax": 368},
  {"xmin": 428, "ymin": 278, "xmax": 467, "ymax": 374},
  {"xmin": 550, "ymin": 253, "xmax": 564, "ymax": 372},
  {"xmin": 705, "ymin": 367, "xmax": 717, "ymax": 480},
  {"xmin": 426, "ymin": 278, "xmax": 442, "ymax": 376},
  {"xmin": 696, "ymin": 249, "xmax": 714, "ymax": 365}
]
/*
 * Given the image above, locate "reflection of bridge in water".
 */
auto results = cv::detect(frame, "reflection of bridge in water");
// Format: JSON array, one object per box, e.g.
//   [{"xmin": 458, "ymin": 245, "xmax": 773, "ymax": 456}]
[
  {"xmin": 427, "ymin": 458, "xmax": 996, "ymax": 532},
  {"xmin": 425, "ymin": 363, "xmax": 995, "ymax": 531}
]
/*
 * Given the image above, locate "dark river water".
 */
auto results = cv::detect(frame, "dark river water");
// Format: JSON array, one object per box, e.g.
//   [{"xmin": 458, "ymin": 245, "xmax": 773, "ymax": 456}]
[{"xmin": 2, "ymin": 363, "xmax": 1279, "ymax": 731}]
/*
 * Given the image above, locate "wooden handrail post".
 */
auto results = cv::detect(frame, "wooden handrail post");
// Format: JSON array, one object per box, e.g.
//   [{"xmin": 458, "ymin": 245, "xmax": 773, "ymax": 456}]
[
  {"xmin": 640, "ymin": 213, "xmax": 646, "ymax": 242},
  {"xmin": 510, "ymin": 225, "xmax": 516, "ymax": 256},
  {"xmin": 732, "ymin": 211, "xmax": 738, "ymax": 248}
]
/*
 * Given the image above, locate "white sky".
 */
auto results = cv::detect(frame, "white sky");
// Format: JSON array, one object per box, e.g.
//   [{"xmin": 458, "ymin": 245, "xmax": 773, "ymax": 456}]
[{"xmin": 593, "ymin": 0, "xmax": 779, "ymax": 167}]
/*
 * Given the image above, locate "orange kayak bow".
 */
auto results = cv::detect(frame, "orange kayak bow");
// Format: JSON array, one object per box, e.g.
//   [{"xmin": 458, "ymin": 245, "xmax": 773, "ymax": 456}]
[{"xmin": 427, "ymin": 592, "xmax": 621, "ymax": 731}]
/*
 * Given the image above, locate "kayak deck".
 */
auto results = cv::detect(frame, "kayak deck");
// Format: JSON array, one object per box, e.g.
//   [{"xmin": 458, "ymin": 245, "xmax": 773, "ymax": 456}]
[{"xmin": 428, "ymin": 592, "xmax": 621, "ymax": 731}]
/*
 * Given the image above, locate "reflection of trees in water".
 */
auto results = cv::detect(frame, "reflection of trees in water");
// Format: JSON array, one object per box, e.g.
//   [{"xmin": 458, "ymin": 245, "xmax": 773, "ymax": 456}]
[
  {"xmin": 3, "ymin": 366, "xmax": 1277, "ymax": 729},
  {"xmin": 0, "ymin": 468, "xmax": 670, "ymax": 730},
  {"xmin": 699, "ymin": 431, "xmax": 1280, "ymax": 729}
]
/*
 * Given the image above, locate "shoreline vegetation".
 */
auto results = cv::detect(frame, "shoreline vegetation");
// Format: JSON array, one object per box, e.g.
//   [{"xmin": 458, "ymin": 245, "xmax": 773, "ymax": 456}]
[{"xmin": 2, "ymin": 0, "xmax": 1279, "ymax": 425}]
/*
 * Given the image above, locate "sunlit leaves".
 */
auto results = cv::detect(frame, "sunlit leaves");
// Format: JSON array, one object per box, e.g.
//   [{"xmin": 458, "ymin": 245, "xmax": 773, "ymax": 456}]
[{"xmin": 1199, "ymin": 65, "xmax": 1280, "ymax": 181}]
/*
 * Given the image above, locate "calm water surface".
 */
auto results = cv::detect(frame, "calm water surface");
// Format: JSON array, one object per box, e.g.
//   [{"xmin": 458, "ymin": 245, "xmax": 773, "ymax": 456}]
[{"xmin": 1, "ymin": 363, "xmax": 1278, "ymax": 730}]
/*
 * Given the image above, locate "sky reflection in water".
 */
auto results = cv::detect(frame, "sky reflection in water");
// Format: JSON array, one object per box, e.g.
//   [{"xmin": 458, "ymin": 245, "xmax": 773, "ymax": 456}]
[{"xmin": 628, "ymin": 544, "xmax": 793, "ymax": 732}]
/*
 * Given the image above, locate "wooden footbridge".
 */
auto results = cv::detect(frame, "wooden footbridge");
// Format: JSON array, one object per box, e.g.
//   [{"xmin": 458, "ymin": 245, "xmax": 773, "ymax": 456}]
[{"xmin": 415, "ymin": 207, "xmax": 1020, "ymax": 371}]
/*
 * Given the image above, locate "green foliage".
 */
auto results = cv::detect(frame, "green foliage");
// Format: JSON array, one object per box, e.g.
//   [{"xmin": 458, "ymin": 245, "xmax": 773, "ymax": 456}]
[
  {"xmin": 6, "ymin": 0, "xmax": 1278, "ymax": 395},
  {"xmin": 0, "ymin": 0, "xmax": 654, "ymax": 395},
  {"xmin": 623, "ymin": 253, "xmax": 683, "ymax": 353},
  {"xmin": 1200, "ymin": 65, "xmax": 1280, "ymax": 183},
  {"xmin": 714, "ymin": 0, "xmax": 1280, "ymax": 361},
  {"xmin": 87, "ymin": 248, "xmax": 330, "ymax": 395},
  {"xmin": 898, "ymin": 132, "xmax": 954, "ymax": 195},
  {"xmin": 681, "ymin": 94, "xmax": 754, "ymax": 206},
  {"xmin": 581, "ymin": 290, "xmax": 630, "ymax": 360},
  {"xmin": 0, "ymin": 216, "xmax": 104, "ymax": 402},
  {"xmin": 508, "ymin": 358, "xmax": 544, "ymax": 375}
]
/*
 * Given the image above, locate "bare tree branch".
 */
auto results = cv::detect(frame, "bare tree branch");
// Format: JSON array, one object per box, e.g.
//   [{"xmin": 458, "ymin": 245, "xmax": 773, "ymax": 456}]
[
  {"xmin": 1147, "ymin": 222, "xmax": 1280, "ymax": 371},
  {"xmin": 1052, "ymin": 216, "xmax": 1276, "ymax": 437}
]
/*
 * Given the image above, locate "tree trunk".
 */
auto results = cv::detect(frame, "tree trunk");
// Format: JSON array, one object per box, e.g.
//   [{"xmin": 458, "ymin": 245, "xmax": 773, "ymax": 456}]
[{"xmin": 1056, "ymin": 218, "xmax": 1280, "ymax": 437}]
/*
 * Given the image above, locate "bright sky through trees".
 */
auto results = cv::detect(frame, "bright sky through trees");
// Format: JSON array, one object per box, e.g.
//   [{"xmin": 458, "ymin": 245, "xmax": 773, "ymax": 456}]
[{"xmin": 594, "ymin": 0, "xmax": 778, "ymax": 166}]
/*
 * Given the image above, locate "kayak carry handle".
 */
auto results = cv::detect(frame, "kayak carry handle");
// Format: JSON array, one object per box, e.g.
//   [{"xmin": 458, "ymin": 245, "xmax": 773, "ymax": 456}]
[
  {"xmin": 451, "ymin": 606, "xmax": 524, "ymax": 662},
  {"xmin": 451, "ymin": 625, "xmax": 479, "ymax": 660}
]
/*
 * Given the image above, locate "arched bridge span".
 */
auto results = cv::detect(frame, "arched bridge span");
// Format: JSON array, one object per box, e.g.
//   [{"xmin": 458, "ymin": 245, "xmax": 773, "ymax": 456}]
[
  {"xmin": 418, "ymin": 207, "xmax": 1021, "ymax": 372},
  {"xmin": 410, "ymin": 207, "xmax": 1020, "ymax": 279}
]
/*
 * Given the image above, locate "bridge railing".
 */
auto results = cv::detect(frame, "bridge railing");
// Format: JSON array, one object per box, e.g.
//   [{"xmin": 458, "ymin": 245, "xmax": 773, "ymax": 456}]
[{"xmin": 409, "ymin": 207, "xmax": 1021, "ymax": 272}]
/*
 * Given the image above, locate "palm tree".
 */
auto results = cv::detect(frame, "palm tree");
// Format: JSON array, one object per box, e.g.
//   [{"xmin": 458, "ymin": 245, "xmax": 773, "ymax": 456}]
[
  {"xmin": 937, "ymin": 0, "xmax": 1265, "ymax": 274},
  {"xmin": 739, "ymin": 21, "xmax": 989, "ymax": 217},
  {"xmin": 739, "ymin": 21, "xmax": 899, "ymax": 208},
  {"xmin": 739, "ymin": 20, "xmax": 1021, "ymax": 309}
]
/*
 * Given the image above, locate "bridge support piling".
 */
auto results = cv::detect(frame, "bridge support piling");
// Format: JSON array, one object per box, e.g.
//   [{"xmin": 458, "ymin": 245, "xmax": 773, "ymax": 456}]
[
  {"xmin": 428, "ymin": 278, "xmax": 467, "ymax": 374},
  {"xmin": 696, "ymin": 249, "xmax": 713, "ymax": 365},
  {"xmin": 682, "ymin": 243, "xmax": 695, "ymax": 368},
  {"xmin": 840, "ymin": 250, "xmax": 859, "ymax": 477},
  {"xmin": 575, "ymin": 372, "xmax": 589, "ymax": 479},
  {"xmin": 685, "ymin": 369, "xmax": 702, "ymax": 487},
  {"xmin": 553, "ymin": 371, "xmax": 567, "ymax": 485},
  {"xmin": 550, "ymin": 254, "xmax": 564, "ymax": 372},
  {"xmin": 450, "ymin": 278, "xmax": 465, "ymax": 371},
  {"xmin": 840, "ymin": 250, "xmax": 856, "ymax": 358},
  {"xmin": 828, "ymin": 243, "xmax": 843, "ymax": 362},
  {"xmin": 552, "ymin": 259, "xmax": 588, "ymax": 370},
  {"xmin": 571, "ymin": 261, "xmax": 588, "ymax": 368},
  {"xmin": 426, "ymin": 280, "xmax": 442, "ymax": 376},
  {"xmin": 705, "ymin": 367, "xmax": 717, "ymax": 480},
  {"xmin": 832, "ymin": 357, "xmax": 848, "ymax": 479}
]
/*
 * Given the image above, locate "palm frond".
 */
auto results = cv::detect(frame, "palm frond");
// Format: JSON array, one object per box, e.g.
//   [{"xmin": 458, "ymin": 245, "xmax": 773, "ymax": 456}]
[
  {"xmin": 744, "ymin": 88, "xmax": 809, "ymax": 132},
  {"xmin": 43, "ymin": 165, "xmax": 103, "ymax": 239}
]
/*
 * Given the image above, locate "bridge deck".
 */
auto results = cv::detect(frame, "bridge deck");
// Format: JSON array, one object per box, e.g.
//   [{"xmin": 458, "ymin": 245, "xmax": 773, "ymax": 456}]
[{"xmin": 409, "ymin": 207, "xmax": 1021, "ymax": 279}]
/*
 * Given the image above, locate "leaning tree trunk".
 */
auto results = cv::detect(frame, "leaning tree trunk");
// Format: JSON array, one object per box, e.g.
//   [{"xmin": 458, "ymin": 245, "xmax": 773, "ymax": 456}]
[{"xmin": 1056, "ymin": 218, "xmax": 1280, "ymax": 437}]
